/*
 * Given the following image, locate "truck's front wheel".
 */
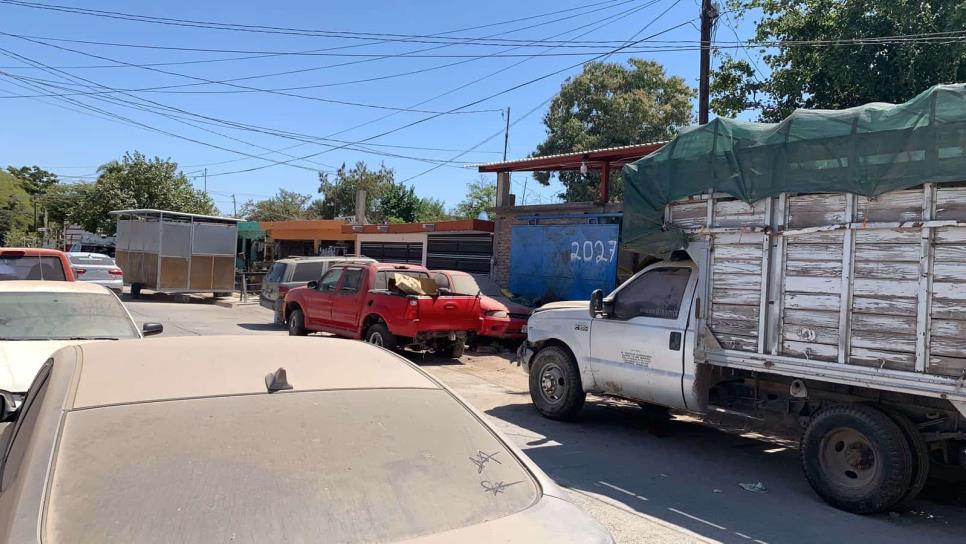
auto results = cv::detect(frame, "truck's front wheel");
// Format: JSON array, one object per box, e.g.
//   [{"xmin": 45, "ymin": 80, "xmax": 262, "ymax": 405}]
[
  {"xmin": 529, "ymin": 345, "xmax": 585, "ymax": 421},
  {"xmin": 801, "ymin": 404, "xmax": 913, "ymax": 514}
]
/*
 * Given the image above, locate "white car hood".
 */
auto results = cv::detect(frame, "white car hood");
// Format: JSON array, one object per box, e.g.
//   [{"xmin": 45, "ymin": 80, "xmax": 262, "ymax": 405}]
[
  {"xmin": 0, "ymin": 340, "xmax": 88, "ymax": 393},
  {"xmin": 534, "ymin": 300, "xmax": 588, "ymax": 312}
]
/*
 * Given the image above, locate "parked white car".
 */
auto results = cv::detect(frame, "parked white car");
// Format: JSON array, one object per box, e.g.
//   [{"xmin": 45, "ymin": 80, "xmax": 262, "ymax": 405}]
[
  {"xmin": 66, "ymin": 252, "xmax": 124, "ymax": 293},
  {"xmin": 0, "ymin": 281, "xmax": 161, "ymax": 408}
]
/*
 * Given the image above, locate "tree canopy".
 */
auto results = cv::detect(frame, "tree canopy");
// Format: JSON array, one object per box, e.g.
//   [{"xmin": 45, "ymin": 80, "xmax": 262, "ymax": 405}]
[
  {"xmin": 317, "ymin": 161, "xmax": 395, "ymax": 221},
  {"xmin": 6, "ymin": 165, "xmax": 59, "ymax": 196},
  {"xmin": 531, "ymin": 59, "xmax": 693, "ymax": 201},
  {"xmin": 74, "ymin": 151, "xmax": 215, "ymax": 234},
  {"xmin": 0, "ymin": 170, "xmax": 33, "ymax": 241},
  {"xmin": 711, "ymin": 0, "xmax": 966, "ymax": 121},
  {"xmin": 240, "ymin": 189, "xmax": 323, "ymax": 222},
  {"xmin": 316, "ymin": 161, "xmax": 449, "ymax": 223},
  {"xmin": 452, "ymin": 178, "xmax": 496, "ymax": 219}
]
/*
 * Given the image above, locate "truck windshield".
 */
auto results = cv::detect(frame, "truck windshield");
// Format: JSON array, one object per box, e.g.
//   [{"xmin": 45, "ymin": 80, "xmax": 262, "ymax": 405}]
[{"xmin": 0, "ymin": 292, "xmax": 139, "ymax": 340}]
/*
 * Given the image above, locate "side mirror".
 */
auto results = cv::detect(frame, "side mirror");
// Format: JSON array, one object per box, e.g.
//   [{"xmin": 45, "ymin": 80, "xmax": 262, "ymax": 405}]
[
  {"xmin": 589, "ymin": 289, "xmax": 604, "ymax": 319},
  {"xmin": 307, "ymin": 280, "xmax": 319, "ymax": 290},
  {"xmin": 142, "ymin": 323, "xmax": 163, "ymax": 337}
]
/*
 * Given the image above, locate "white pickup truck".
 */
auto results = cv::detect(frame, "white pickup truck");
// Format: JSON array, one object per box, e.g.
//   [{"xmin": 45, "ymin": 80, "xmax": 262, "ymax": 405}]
[{"xmin": 519, "ymin": 185, "xmax": 966, "ymax": 514}]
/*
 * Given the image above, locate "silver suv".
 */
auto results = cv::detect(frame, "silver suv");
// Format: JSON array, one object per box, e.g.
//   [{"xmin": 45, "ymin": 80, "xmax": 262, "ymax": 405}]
[{"xmin": 261, "ymin": 256, "xmax": 375, "ymax": 324}]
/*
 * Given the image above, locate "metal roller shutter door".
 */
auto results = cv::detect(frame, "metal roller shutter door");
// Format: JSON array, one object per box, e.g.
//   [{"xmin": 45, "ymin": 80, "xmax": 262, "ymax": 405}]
[
  {"xmin": 426, "ymin": 233, "xmax": 492, "ymax": 273},
  {"xmin": 360, "ymin": 241, "xmax": 423, "ymax": 264}
]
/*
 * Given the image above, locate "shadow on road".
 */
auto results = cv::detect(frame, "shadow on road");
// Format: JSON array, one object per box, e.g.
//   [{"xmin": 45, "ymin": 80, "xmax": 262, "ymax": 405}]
[
  {"xmin": 237, "ymin": 323, "xmax": 283, "ymax": 332},
  {"xmin": 485, "ymin": 399, "xmax": 966, "ymax": 544}
]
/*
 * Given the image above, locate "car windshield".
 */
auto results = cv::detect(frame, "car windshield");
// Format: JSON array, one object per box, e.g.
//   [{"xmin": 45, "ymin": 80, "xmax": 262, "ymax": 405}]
[
  {"xmin": 47, "ymin": 389, "xmax": 538, "ymax": 543},
  {"xmin": 0, "ymin": 292, "xmax": 139, "ymax": 340},
  {"xmin": 0, "ymin": 255, "xmax": 66, "ymax": 281},
  {"xmin": 449, "ymin": 274, "xmax": 481, "ymax": 295}
]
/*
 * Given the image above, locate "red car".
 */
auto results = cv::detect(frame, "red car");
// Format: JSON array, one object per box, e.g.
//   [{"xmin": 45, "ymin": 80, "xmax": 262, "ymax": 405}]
[
  {"xmin": 283, "ymin": 263, "xmax": 482, "ymax": 358},
  {"xmin": 431, "ymin": 270, "xmax": 531, "ymax": 342},
  {"xmin": 0, "ymin": 248, "xmax": 75, "ymax": 281}
]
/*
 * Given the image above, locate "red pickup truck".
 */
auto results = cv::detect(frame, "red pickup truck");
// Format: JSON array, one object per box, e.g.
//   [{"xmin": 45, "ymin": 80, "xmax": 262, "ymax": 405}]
[{"xmin": 283, "ymin": 262, "xmax": 482, "ymax": 357}]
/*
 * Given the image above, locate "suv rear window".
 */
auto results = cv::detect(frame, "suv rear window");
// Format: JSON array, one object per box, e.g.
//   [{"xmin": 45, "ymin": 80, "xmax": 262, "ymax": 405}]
[
  {"xmin": 265, "ymin": 262, "xmax": 285, "ymax": 283},
  {"xmin": 47, "ymin": 389, "xmax": 538, "ymax": 543},
  {"xmin": 0, "ymin": 255, "xmax": 66, "ymax": 281},
  {"xmin": 290, "ymin": 261, "xmax": 325, "ymax": 282}
]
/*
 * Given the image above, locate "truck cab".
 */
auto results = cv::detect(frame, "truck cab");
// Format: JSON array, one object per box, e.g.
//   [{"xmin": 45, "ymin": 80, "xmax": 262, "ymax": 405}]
[{"xmin": 521, "ymin": 259, "xmax": 701, "ymax": 419}]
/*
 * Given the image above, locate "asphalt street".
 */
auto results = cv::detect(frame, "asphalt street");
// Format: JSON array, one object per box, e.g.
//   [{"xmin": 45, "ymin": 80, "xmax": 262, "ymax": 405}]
[{"xmin": 124, "ymin": 294, "xmax": 966, "ymax": 544}]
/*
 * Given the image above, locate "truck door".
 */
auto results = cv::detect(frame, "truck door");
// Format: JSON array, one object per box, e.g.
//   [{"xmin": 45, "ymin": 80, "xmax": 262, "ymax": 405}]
[
  {"xmin": 330, "ymin": 267, "xmax": 365, "ymax": 333},
  {"xmin": 589, "ymin": 264, "xmax": 696, "ymax": 409},
  {"xmin": 303, "ymin": 268, "xmax": 342, "ymax": 327}
]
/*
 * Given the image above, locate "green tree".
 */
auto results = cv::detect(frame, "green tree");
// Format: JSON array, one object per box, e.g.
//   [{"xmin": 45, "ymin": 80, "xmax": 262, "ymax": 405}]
[
  {"xmin": 6, "ymin": 165, "xmax": 59, "ymax": 196},
  {"xmin": 452, "ymin": 177, "xmax": 497, "ymax": 219},
  {"xmin": 711, "ymin": 0, "xmax": 966, "ymax": 121},
  {"xmin": 74, "ymin": 151, "xmax": 215, "ymax": 234},
  {"xmin": 416, "ymin": 197, "xmax": 450, "ymax": 222},
  {"xmin": 0, "ymin": 170, "xmax": 34, "ymax": 241},
  {"xmin": 532, "ymin": 59, "xmax": 694, "ymax": 201},
  {"xmin": 240, "ymin": 189, "xmax": 314, "ymax": 221},
  {"xmin": 317, "ymin": 161, "xmax": 395, "ymax": 220},
  {"xmin": 41, "ymin": 182, "xmax": 93, "ymax": 227},
  {"xmin": 374, "ymin": 181, "xmax": 421, "ymax": 223}
]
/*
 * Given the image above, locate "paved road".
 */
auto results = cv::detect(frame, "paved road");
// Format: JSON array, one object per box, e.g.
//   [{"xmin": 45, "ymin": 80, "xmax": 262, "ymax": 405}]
[{"xmin": 125, "ymin": 295, "xmax": 966, "ymax": 544}]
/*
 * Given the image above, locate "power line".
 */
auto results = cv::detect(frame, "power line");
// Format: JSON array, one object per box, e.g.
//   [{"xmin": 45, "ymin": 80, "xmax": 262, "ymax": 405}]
[
  {"xmin": 0, "ymin": 0, "xmax": 644, "ymax": 96},
  {"xmin": 399, "ymin": 0, "xmax": 683, "ymax": 185},
  {"xmin": 15, "ymin": 0, "xmax": 656, "ymax": 175},
  {"xmin": 206, "ymin": 16, "xmax": 698, "ymax": 178},
  {"xmin": 0, "ymin": 0, "xmax": 652, "ymax": 42}
]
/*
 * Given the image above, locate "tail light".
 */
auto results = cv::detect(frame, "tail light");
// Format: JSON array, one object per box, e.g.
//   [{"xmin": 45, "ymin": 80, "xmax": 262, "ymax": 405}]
[
  {"xmin": 108, "ymin": 268, "xmax": 123, "ymax": 276},
  {"xmin": 404, "ymin": 299, "xmax": 419, "ymax": 320},
  {"xmin": 72, "ymin": 267, "xmax": 86, "ymax": 276},
  {"xmin": 278, "ymin": 285, "xmax": 290, "ymax": 295}
]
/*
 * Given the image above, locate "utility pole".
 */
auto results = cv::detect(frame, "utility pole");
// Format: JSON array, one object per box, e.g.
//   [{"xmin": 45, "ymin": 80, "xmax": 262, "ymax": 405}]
[
  {"xmin": 232, "ymin": 194, "xmax": 237, "ymax": 217},
  {"xmin": 521, "ymin": 176, "xmax": 528, "ymax": 206},
  {"xmin": 502, "ymin": 107, "xmax": 511, "ymax": 161},
  {"xmin": 203, "ymin": 168, "xmax": 208, "ymax": 194},
  {"xmin": 698, "ymin": 0, "xmax": 719, "ymax": 124}
]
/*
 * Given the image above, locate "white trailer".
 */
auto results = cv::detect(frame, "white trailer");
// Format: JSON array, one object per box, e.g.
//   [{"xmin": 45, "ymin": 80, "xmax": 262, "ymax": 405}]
[{"xmin": 520, "ymin": 185, "xmax": 966, "ymax": 514}]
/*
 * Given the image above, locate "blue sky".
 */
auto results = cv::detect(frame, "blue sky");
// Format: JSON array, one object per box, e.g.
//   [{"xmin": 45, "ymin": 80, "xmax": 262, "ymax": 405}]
[{"xmin": 0, "ymin": 0, "xmax": 758, "ymax": 213}]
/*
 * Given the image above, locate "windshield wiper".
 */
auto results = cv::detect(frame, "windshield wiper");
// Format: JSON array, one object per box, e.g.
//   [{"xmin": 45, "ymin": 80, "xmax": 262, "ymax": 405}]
[{"xmin": 59, "ymin": 337, "xmax": 121, "ymax": 341}]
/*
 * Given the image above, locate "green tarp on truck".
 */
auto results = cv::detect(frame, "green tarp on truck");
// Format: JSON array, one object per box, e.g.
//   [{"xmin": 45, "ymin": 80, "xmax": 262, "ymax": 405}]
[{"xmin": 622, "ymin": 84, "xmax": 966, "ymax": 256}]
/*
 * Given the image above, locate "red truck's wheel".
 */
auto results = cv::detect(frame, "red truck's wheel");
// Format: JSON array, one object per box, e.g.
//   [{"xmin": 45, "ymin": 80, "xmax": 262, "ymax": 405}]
[
  {"xmin": 288, "ymin": 308, "xmax": 307, "ymax": 336},
  {"xmin": 365, "ymin": 323, "xmax": 397, "ymax": 350}
]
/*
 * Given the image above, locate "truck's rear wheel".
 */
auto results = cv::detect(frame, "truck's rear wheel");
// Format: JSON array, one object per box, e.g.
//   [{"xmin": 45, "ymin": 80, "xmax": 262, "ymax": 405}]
[
  {"xmin": 529, "ymin": 345, "xmax": 585, "ymax": 421},
  {"xmin": 801, "ymin": 404, "xmax": 913, "ymax": 514},
  {"xmin": 879, "ymin": 406, "xmax": 930, "ymax": 506},
  {"xmin": 288, "ymin": 308, "xmax": 307, "ymax": 336},
  {"xmin": 365, "ymin": 323, "xmax": 397, "ymax": 350}
]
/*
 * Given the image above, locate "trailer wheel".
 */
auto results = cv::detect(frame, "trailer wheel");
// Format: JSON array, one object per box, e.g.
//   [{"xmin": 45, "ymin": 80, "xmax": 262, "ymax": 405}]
[
  {"xmin": 529, "ymin": 345, "xmax": 585, "ymax": 421},
  {"xmin": 879, "ymin": 406, "xmax": 930, "ymax": 507},
  {"xmin": 801, "ymin": 404, "xmax": 913, "ymax": 514},
  {"xmin": 365, "ymin": 323, "xmax": 397, "ymax": 350},
  {"xmin": 287, "ymin": 308, "xmax": 307, "ymax": 336},
  {"xmin": 130, "ymin": 283, "xmax": 142, "ymax": 299}
]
